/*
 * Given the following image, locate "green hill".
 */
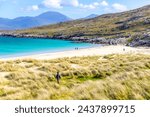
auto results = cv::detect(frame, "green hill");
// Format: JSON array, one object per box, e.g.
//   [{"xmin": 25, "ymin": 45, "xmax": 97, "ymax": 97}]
[{"xmin": 2, "ymin": 5, "xmax": 150, "ymax": 46}]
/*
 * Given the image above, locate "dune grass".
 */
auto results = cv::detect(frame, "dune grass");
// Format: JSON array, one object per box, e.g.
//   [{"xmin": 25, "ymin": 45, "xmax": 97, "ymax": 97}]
[{"xmin": 0, "ymin": 54, "xmax": 150, "ymax": 100}]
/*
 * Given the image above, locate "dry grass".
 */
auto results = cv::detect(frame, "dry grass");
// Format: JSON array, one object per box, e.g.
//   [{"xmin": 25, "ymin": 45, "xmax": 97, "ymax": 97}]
[{"xmin": 0, "ymin": 54, "xmax": 150, "ymax": 100}]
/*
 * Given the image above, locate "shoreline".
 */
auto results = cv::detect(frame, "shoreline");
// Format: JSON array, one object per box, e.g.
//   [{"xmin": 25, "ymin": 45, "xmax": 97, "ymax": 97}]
[
  {"xmin": 0, "ymin": 33, "xmax": 150, "ymax": 47},
  {"xmin": 0, "ymin": 44, "xmax": 100, "ymax": 59},
  {"xmin": 1, "ymin": 45, "xmax": 150, "ymax": 61},
  {"xmin": 0, "ymin": 33, "xmax": 129, "ymax": 45}
]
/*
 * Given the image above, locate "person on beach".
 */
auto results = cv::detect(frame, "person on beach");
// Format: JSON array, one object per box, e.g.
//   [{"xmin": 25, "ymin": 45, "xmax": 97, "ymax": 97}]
[{"xmin": 55, "ymin": 72, "xmax": 61, "ymax": 84}]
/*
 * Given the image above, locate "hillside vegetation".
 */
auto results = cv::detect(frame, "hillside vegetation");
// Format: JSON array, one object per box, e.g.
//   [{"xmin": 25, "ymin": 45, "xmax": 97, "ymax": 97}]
[
  {"xmin": 0, "ymin": 54, "xmax": 150, "ymax": 100},
  {"xmin": 11, "ymin": 5, "xmax": 150, "ymax": 46}
]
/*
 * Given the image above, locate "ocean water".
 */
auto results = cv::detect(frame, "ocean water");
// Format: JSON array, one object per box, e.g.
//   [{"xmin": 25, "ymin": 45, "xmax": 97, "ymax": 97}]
[{"xmin": 0, "ymin": 36, "xmax": 97, "ymax": 58}]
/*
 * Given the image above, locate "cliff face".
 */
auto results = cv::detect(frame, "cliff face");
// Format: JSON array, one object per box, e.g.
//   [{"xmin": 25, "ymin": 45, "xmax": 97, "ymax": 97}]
[{"xmin": 1, "ymin": 5, "xmax": 150, "ymax": 47}]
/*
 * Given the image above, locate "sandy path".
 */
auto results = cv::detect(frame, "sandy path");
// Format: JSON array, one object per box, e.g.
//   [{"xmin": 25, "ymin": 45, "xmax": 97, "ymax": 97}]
[{"xmin": 1, "ymin": 45, "xmax": 150, "ymax": 61}]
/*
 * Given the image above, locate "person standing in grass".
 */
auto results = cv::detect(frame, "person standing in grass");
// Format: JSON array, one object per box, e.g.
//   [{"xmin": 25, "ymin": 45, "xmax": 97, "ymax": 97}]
[{"xmin": 55, "ymin": 72, "xmax": 61, "ymax": 84}]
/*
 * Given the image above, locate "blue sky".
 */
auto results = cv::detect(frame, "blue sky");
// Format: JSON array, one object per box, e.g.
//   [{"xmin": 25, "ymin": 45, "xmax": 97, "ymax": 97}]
[{"xmin": 0, "ymin": 0, "xmax": 150, "ymax": 19}]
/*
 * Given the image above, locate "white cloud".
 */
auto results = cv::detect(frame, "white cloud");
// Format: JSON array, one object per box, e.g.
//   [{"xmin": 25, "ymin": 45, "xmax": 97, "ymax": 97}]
[
  {"xmin": 78, "ymin": 1, "xmax": 109, "ymax": 9},
  {"xmin": 79, "ymin": 4, "xmax": 96, "ymax": 9},
  {"xmin": 31, "ymin": 5, "xmax": 39, "ymax": 11},
  {"xmin": 71, "ymin": 0, "xmax": 79, "ymax": 7},
  {"xmin": 25, "ymin": 5, "xmax": 39, "ymax": 11},
  {"xmin": 42, "ymin": 0, "xmax": 62, "ymax": 8},
  {"xmin": 112, "ymin": 3, "xmax": 127, "ymax": 12},
  {"xmin": 101, "ymin": 1, "xmax": 109, "ymax": 6},
  {"xmin": 93, "ymin": 2, "xmax": 99, "ymax": 6},
  {"xmin": 42, "ymin": 0, "xmax": 109, "ymax": 9}
]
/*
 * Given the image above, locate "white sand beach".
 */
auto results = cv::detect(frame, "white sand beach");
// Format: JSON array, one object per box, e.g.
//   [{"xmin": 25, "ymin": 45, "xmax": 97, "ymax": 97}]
[{"xmin": 1, "ymin": 45, "xmax": 150, "ymax": 61}]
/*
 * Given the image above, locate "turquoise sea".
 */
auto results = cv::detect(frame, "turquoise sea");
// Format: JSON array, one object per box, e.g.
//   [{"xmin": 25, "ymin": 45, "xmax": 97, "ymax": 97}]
[{"xmin": 0, "ymin": 36, "xmax": 97, "ymax": 58}]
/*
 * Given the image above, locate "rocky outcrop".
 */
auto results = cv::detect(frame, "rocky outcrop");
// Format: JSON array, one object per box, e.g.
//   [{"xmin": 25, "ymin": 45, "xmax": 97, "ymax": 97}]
[
  {"xmin": 1, "ymin": 31, "xmax": 150, "ymax": 47},
  {"xmin": 144, "ymin": 18, "xmax": 150, "ymax": 25},
  {"xmin": 118, "ymin": 23, "xmax": 130, "ymax": 30},
  {"xmin": 0, "ymin": 32, "xmax": 129, "ymax": 45},
  {"xmin": 78, "ymin": 37, "xmax": 128, "ymax": 45},
  {"xmin": 128, "ymin": 39, "xmax": 150, "ymax": 47},
  {"xmin": 128, "ymin": 33, "xmax": 150, "ymax": 47}
]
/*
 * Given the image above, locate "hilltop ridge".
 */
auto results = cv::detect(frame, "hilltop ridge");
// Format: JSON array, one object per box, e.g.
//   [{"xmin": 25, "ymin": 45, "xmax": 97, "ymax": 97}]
[
  {"xmin": 0, "ymin": 11, "xmax": 71, "ymax": 30},
  {"xmin": 1, "ymin": 5, "xmax": 150, "ymax": 47}
]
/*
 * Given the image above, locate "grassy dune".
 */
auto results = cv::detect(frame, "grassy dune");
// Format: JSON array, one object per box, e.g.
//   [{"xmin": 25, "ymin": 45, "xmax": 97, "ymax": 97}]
[{"xmin": 0, "ymin": 54, "xmax": 150, "ymax": 100}]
